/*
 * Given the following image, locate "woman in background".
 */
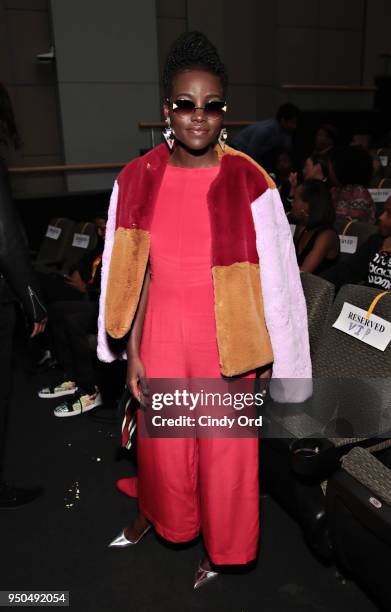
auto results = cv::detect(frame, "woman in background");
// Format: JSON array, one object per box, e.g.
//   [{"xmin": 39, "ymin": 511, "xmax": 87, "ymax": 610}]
[
  {"xmin": 330, "ymin": 146, "xmax": 376, "ymax": 224},
  {"xmin": 291, "ymin": 179, "xmax": 339, "ymax": 274},
  {"xmin": 303, "ymin": 153, "xmax": 329, "ymax": 182},
  {"xmin": 286, "ymin": 152, "xmax": 329, "ymax": 210}
]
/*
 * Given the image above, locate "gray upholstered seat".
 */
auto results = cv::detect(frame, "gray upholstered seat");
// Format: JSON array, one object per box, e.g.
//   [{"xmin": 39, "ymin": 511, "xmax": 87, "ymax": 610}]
[
  {"xmin": 300, "ymin": 272, "xmax": 335, "ymax": 357},
  {"xmin": 310, "ymin": 284, "xmax": 391, "ymax": 440},
  {"xmin": 60, "ymin": 221, "xmax": 98, "ymax": 274},
  {"xmin": 326, "ymin": 445, "xmax": 391, "ymax": 610},
  {"xmin": 334, "ymin": 219, "xmax": 378, "ymax": 262},
  {"xmin": 34, "ymin": 217, "xmax": 75, "ymax": 272},
  {"xmin": 261, "ymin": 284, "xmax": 391, "ymax": 560}
]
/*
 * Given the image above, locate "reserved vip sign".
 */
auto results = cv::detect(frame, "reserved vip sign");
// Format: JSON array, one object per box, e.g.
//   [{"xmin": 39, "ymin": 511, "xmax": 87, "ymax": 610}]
[
  {"xmin": 333, "ymin": 302, "xmax": 391, "ymax": 351},
  {"xmin": 368, "ymin": 188, "xmax": 391, "ymax": 203},
  {"xmin": 339, "ymin": 235, "xmax": 358, "ymax": 254},
  {"xmin": 72, "ymin": 233, "xmax": 90, "ymax": 249},
  {"xmin": 45, "ymin": 225, "xmax": 62, "ymax": 240}
]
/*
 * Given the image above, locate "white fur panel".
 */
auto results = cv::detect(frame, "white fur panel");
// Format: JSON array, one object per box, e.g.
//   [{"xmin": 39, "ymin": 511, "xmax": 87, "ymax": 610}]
[
  {"xmin": 251, "ymin": 188, "xmax": 312, "ymax": 401},
  {"xmin": 97, "ymin": 180, "xmax": 124, "ymax": 363}
]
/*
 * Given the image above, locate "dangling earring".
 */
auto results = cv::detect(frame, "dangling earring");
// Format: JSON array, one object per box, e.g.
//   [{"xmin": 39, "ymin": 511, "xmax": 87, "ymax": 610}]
[
  {"xmin": 218, "ymin": 127, "xmax": 228, "ymax": 151},
  {"xmin": 162, "ymin": 117, "xmax": 175, "ymax": 150}
]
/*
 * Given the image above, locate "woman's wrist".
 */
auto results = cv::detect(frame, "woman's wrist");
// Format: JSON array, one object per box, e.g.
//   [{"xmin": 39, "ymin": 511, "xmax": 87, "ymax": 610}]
[
  {"xmin": 127, "ymin": 337, "xmax": 138, "ymax": 356},
  {"xmin": 127, "ymin": 347, "xmax": 140, "ymax": 361}
]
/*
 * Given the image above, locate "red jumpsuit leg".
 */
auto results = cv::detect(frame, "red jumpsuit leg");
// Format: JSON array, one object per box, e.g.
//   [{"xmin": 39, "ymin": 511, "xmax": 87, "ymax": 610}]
[
  {"xmin": 136, "ymin": 308, "xmax": 201, "ymax": 543},
  {"xmin": 197, "ymin": 435, "xmax": 259, "ymax": 564},
  {"xmin": 188, "ymin": 347, "xmax": 260, "ymax": 565}
]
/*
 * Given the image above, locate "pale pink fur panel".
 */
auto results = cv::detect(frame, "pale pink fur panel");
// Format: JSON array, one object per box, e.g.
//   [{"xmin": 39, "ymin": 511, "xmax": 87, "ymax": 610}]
[
  {"xmin": 97, "ymin": 180, "xmax": 124, "ymax": 363},
  {"xmin": 251, "ymin": 188, "xmax": 312, "ymax": 401}
]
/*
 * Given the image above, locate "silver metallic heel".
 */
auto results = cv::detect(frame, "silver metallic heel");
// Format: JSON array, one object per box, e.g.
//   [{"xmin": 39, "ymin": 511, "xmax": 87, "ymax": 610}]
[
  {"xmin": 108, "ymin": 524, "xmax": 151, "ymax": 548},
  {"xmin": 193, "ymin": 560, "xmax": 219, "ymax": 589}
]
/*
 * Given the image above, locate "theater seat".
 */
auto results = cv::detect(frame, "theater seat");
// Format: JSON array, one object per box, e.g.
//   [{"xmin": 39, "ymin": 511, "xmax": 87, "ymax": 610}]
[
  {"xmin": 293, "ymin": 283, "xmax": 391, "ymax": 478},
  {"xmin": 334, "ymin": 219, "xmax": 378, "ymax": 262},
  {"xmin": 60, "ymin": 221, "xmax": 98, "ymax": 274},
  {"xmin": 300, "ymin": 272, "xmax": 334, "ymax": 356},
  {"xmin": 34, "ymin": 217, "xmax": 75, "ymax": 272},
  {"xmin": 260, "ymin": 284, "xmax": 391, "ymax": 559},
  {"xmin": 326, "ymin": 445, "xmax": 391, "ymax": 610}
]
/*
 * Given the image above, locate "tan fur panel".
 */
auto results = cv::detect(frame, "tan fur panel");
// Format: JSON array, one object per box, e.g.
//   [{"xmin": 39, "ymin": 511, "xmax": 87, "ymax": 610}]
[
  {"xmin": 212, "ymin": 262, "xmax": 274, "ymax": 376},
  {"xmin": 215, "ymin": 142, "xmax": 276, "ymax": 189},
  {"xmin": 105, "ymin": 228, "xmax": 150, "ymax": 338}
]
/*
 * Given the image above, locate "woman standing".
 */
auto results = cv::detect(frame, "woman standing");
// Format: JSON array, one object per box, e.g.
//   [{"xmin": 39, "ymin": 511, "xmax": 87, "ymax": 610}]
[{"xmin": 98, "ymin": 32, "xmax": 311, "ymax": 588}]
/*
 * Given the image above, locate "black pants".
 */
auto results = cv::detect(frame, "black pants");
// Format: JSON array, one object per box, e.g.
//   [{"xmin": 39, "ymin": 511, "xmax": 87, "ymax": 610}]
[
  {"xmin": 0, "ymin": 302, "xmax": 16, "ymax": 478},
  {"xmin": 49, "ymin": 301, "xmax": 98, "ymax": 394}
]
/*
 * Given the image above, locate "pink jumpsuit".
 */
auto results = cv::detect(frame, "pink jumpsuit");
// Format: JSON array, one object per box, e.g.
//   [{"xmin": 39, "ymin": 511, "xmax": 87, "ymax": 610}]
[{"xmin": 137, "ymin": 164, "xmax": 259, "ymax": 565}]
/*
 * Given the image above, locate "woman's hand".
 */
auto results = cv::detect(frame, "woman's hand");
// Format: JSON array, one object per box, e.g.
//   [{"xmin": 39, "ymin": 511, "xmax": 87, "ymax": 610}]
[
  {"xmin": 127, "ymin": 354, "xmax": 149, "ymax": 405},
  {"xmin": 259, "ymin": 367, "xmax": 272, "ymax": 379}
]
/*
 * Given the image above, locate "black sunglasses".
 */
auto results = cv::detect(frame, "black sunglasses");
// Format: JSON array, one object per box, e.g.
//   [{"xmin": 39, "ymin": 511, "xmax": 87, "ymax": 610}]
[{"xmin": 168, "ymin": 99, "xmax": 227, "ymax": 118}]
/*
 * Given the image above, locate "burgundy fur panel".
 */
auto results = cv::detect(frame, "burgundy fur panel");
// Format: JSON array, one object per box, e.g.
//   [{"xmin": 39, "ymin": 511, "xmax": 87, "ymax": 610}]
[
  {"xmin": 207, "ymin": 154, "xmax": 267, "ymax": 266},
  {"xmin": 116, "ymin": 144, "xmax": 170, "ymax": 231},
  {"xmin": 116, "ymin": 143, "xmax": 269, "ymax": 267}
]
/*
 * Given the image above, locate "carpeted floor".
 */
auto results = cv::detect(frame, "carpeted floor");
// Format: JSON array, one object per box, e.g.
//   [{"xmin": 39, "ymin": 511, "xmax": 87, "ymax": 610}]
[{"xmin": 0, "ymin": 365, "xmax": 379, "ymax": 612}]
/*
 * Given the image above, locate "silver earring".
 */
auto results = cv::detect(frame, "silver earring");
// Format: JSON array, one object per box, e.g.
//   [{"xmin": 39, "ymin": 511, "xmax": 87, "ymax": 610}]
[
  {"xmin": 162, "ymin": 117, "xmax": 175, "ymax": 150},
  {"xmin": 218, "ymin": 127, "xmax": 228, "ymax": 151}
]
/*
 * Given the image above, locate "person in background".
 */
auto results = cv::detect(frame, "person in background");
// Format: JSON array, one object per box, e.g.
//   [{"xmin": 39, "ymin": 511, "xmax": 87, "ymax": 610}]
[
  {"xmin": 369, "ymin": 151, "xmax": 391, "ymax": 188},
  {"xmin": 37, "ymin": 217, "xmax": 106, "ymax": 417},
  {"xmin": 351, "ymin": 130, "xmax": 371, "ymax": 151},
  {"xmin": 231, "ymin": 103, "xmax": 299, "ymax": 166},
  {"xmin": 290, "ymin": 179, "xmax": 339, "ymax": 274},
  {"xmin": 313, "ymin": 123, "xmax": 337, "ymax": 156},
  {"xmin": 321, "ymin": 195, "xmax": 391, "ymax": 290},
  {"xmin": 303, "ymin": 153, "xmax": 329, "ymax": 182},
  {"xmin": 270, "ymin": 148, "xmax": 295, "ymax": 211},
  {"xmin": 0, "ymin": 83, "xmax": 22, "ymax": 193},
  {"xmin": 330, "ymin": 146, "xmax": 376, "ymax": 224},
  {"xmin": 285, "ymin": 153, "xmax": 329, "ymax": 211},
  {"xmin": 0, "ymin": 163, "xmax": 47, "ymax": 509}
]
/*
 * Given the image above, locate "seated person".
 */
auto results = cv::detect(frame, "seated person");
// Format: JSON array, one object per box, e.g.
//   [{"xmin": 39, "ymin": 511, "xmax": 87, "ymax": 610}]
[
  {"xmin": 313, "ymin": 123, "xmax": 337, "ymax": 156},
  {"xmin": 303, "ymin": 153, "xmax": 329, "ymax": 182},
  {"xmin": 351, "ymin": 129, "xmax": 371, "ymax": 151},
  {"xmin": 38, "ymin": 217, "xmax": 106, "ymax": 418},
  {"xmin": 286, "ymin": 153, "xmax": 329, "ymax": 210},
  {"xmin": 290, "ymin": 179, "xmax": 339, "ymax": 274},
  {"xmin": 321, "ymin": 196, "xmax": 391, "ymax": 291},
  {"xmin": 269, "ymin": 149, "xmax": 295, "ymax": 211},
  {"xmin": 330, "ymin": 146, "xmax": 376, "ymax": 224},
  {"xmin": 369, "ymin": 151, "xmax": 391, "ymax": 188}
]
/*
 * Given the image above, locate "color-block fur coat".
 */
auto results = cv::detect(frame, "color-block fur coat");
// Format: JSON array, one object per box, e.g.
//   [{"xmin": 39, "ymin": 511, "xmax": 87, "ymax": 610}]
[{"xmin": 98, "ymin": 143, "xmax": 312, "ymax": 387}]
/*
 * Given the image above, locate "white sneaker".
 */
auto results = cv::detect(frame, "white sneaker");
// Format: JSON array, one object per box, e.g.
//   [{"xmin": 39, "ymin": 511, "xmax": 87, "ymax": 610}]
[
  {"xmin": 39, "ymin": 381, "xmax": 78, "ymax": 398},
  {"xmin": 54, "ymin": 388, "xmax": 102, "ymax": 418}
]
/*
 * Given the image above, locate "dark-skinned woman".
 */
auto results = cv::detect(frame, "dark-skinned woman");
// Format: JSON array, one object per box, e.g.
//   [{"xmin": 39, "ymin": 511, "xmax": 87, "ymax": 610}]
[
  {"xmin": 98, "ymin": 32, "xmax": 311, "ymax": 589},
  {"xmin": 291, "ymin": 180, "xmax": 339, "ymax": 274}
]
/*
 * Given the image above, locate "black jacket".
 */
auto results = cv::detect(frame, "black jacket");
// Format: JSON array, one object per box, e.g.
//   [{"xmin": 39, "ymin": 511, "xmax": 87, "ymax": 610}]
[
  {"xmin": 320, "ymin": 233, "xmax": 383, "ymax": 290},
  {"xmin": 0, "ymin": 162, "xmax": 47, "ymax": 322}
]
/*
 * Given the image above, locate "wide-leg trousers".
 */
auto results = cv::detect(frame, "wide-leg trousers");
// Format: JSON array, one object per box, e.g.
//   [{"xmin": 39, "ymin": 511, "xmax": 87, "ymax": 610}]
[{"xmin": 137, "ymin": 297, "xmax": 259, "ymax": 565}]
